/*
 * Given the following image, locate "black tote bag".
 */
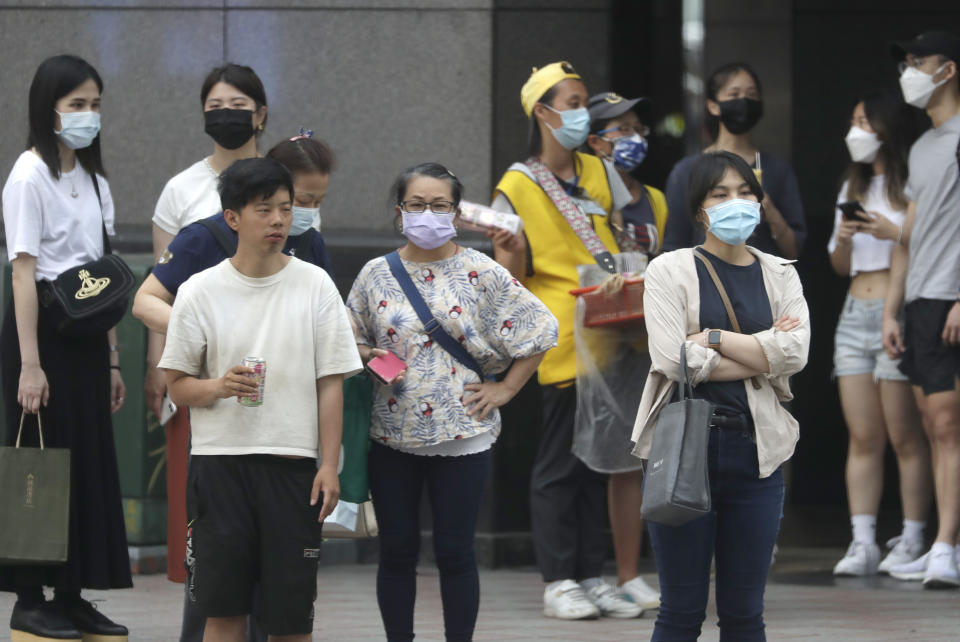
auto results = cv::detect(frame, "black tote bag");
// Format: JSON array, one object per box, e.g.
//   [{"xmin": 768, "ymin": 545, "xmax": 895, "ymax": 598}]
[
  {"xmin": 640, "ymin": 344, "xmax": 713, "ymax": 526},
  {"xmin": 0, "ymin": 412, "xmax": 71, "ymax": 564}
]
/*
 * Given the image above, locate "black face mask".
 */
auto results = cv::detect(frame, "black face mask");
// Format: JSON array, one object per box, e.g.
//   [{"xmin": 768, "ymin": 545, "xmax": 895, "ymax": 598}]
[
  {"xmin": 717, "ymin": 98, "xmax": 763, "ymax": 135},
  {"xmin": 204, "ymin": 108, "xmax": 256, "ymax": 149}
]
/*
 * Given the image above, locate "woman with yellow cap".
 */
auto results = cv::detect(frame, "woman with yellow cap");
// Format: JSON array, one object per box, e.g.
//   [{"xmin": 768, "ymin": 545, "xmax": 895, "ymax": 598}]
[{"xmin": 489, "ymin": 61, "xmax": 644, "ymax": 620}]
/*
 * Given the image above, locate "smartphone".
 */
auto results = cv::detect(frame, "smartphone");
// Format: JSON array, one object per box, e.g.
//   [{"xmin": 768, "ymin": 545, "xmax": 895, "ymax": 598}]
[
  {"xmin": 838, "ymin": 200, "xmax": 869, "ymax": 222},
  {"xmin": 159, "ymin": 392, "xmax": 177, "ymax": 425},
  {"xmin": 366, "ymin": 351, "xmax": 406, "ymax": 385}
]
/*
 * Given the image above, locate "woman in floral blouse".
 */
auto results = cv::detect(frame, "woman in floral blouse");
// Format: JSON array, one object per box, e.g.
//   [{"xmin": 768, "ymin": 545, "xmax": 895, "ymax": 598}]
[{"xmin": 347, "ymin": 162, "xmax": 558, "ymax": 642}]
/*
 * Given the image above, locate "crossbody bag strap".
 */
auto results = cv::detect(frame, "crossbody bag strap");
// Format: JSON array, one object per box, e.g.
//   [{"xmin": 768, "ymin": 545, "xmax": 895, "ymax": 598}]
[
  {"xmin": 694, "ymin": 249, "xmax": 740, "ymax": 333},
  {"xmin": 523, "ymin": 157, "xmax": 616, "ymax": 274},
  {"xmin": 693, "ymin": 248, "xmax": 762, "ymax": 390},
  {"xmin": 89, "ymin": 173, "xmax": 112, "ymax": 256},
  {"xmin": 384, "ymin": 251, "xmax": 488, "ymax": 382}
]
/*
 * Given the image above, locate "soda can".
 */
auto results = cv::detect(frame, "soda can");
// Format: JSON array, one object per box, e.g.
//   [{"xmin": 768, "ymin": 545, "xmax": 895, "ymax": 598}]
[{"xmin": 238, "ymin": 356, "xmax": 266, "ymax": 407}]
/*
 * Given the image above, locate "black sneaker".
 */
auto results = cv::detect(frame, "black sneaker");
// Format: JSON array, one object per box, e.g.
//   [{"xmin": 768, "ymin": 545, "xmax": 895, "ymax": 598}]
[
  {"xmin": 10, "ymin": 600, "xmax": 82, "ymax": 641},
  {"xmin": 56, "ymin": 598, "xmax": 128, "ymax": 641}
]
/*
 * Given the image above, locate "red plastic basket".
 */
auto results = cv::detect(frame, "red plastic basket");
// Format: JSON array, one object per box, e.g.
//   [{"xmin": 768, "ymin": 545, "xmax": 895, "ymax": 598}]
[{"xmin": 570, "ymin": 277, "xmax": 645, "ymax": 328}]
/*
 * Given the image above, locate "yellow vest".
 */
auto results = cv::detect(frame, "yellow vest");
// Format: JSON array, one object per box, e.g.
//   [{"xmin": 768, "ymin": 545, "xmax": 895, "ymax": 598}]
[
  {"xmin": 494, "ymin": 153, "xmax": 620, "ymax": 385},
  {"xmin": 645, "ymin": 185, "xmax": 669, "ymax": 249}
]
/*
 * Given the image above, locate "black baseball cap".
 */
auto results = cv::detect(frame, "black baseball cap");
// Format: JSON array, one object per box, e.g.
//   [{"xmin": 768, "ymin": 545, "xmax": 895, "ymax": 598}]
[
  {"xmin": 587, "ymin": 92, "xmax": 653, "ymax": 124},
  {"xmin": 890, "ymin": 30, "xmax": 960, "ymax": 63}
]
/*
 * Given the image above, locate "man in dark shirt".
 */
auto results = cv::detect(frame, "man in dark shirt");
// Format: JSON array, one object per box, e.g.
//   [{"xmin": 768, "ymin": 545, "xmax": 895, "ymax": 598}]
[{"xmin": 150, "ymin": 211, "xmax": 331, "ymax": 296}]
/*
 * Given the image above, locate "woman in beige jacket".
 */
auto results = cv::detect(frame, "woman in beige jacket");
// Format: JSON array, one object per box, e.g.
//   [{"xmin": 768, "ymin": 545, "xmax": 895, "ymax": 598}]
[{"xmin": 631, "ymin": 151, "xmax": 810, "ymax": 641}]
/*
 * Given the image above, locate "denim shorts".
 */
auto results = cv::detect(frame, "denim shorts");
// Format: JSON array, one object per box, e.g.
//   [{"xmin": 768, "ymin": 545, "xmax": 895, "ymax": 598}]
[{"xmin": 833, "ymin": 294, "xmax": 908, "ymax": 381}]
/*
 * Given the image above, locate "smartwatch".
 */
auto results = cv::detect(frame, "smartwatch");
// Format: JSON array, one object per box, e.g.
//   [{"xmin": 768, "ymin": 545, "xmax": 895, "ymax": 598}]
[{"xmin": 708, "ymin": 330, "xmax": 723, "ymax": 349}]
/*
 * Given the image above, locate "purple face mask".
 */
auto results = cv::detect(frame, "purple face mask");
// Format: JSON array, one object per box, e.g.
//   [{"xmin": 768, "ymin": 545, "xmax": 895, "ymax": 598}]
[{"xmin": 401, "ymin": 211, "xmax": 457, "ymax": 250}]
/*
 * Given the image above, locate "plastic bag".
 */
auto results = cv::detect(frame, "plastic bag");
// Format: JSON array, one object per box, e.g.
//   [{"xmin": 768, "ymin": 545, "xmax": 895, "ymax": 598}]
[{"xmin": 572, "ymin": 253, "xmax": 651, "ymax": 474}]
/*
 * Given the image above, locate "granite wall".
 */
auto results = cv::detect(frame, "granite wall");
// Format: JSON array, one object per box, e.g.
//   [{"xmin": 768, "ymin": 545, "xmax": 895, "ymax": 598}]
[
  {"xmin": 0, "ymin": 1, "xmax": 511, "ymax": 239},
  {"xmin": 0, "ymin": 1, "xmax": 618, "ymax": 242}
]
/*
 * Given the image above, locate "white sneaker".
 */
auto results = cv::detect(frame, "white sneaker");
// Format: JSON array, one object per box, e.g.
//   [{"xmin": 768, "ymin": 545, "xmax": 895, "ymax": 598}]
[
  {"xmin": 878, "ymin": 536, "xmax": 925, "ymax": 574},
  {"xmin": 833, "ymin": 541, "xmax": 880, "ymax": 576},
  {"xmin": 889, "ymin": 550, "xmax": 930, "ymax": 581},
  {"xmin": 584, "ymin": 582, "xmax": 643, "ymax": 619},
  {"xmin": 543, "ymin": 580, "xmax": 601, "ymax": 620},
  {"xmin": 923, "ymin": 549, "xmax": 960, "ymax": 589},
  {"xmin": 620, "ymin": 576, "xmax": 660, "ymax": 610}
]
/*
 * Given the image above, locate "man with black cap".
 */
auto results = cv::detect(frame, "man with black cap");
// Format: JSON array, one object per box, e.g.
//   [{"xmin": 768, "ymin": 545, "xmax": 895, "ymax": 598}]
[{"xmin": 882, "ymin": 29, "xmax": 960, "ymax": 589}]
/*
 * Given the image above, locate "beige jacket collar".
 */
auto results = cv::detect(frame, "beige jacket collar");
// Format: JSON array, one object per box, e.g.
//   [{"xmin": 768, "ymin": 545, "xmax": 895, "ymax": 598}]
[{"xmin": 630, "ymin": 246, "xmax": 810, "ymax": 478}]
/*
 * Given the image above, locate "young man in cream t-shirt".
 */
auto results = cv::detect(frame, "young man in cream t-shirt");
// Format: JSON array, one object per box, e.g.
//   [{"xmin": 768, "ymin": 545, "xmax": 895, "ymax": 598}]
[{"xmin": 159, "ymin": 158, "xmax": 361, "ymax": 641}]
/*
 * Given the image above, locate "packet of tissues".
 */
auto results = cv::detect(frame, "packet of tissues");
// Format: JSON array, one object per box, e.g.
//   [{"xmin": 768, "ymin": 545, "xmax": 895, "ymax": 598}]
[{"xmin": 458, "ymin": 201, "xmax": 525, "ymax": 235}]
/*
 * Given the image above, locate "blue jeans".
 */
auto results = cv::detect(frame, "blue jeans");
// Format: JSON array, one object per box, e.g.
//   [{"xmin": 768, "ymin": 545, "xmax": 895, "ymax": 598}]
[
  {"xmin": 368, "ymin": 441, "xmax": 490, "ymax": 642},
  {"xmin": 647, "ymin": 427, "xmax": 784, "ymax": 642}
]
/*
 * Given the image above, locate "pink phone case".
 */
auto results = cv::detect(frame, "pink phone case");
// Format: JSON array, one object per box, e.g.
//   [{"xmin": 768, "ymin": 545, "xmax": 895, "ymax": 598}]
[{"xmin": 366, "ymin": 351, "xmax": 406, "ymax": 384}]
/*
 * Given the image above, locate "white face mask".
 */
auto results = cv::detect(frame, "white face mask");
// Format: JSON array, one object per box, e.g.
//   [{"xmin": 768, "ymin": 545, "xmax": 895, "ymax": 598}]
[
  {"xmin": 845, "ymin": 126, "xmax": 882, "ymax": 164},
  {"xmin": 290, "ymin": 206, "xmax": 320, "ymax": 235},
  {"xmin": 54, "ymin": 110, "xmax": 101, "ymax": 150},
  {"xmin": 899, "ymin": 64, "xmax": 948, "ymax": 109}
]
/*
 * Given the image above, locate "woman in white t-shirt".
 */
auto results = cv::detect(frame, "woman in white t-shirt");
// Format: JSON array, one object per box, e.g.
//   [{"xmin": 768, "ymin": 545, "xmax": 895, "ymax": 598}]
[
  {"xmin": 146, "ymin": 63, "xmax": 268, "ymax": 419},
  {"xmin": 828, "ymin": 91, "xmax": 932, "ymax": 577},
  {"xmin": 0, "ymin": 55, "xmax": 131, "ymax": 641}
]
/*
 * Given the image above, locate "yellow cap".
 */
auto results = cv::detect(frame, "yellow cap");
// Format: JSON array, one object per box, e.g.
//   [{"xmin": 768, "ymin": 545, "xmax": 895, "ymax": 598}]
[{"xmin": 520, "ymin": 61, "xmax": 581, "ymax": 118}]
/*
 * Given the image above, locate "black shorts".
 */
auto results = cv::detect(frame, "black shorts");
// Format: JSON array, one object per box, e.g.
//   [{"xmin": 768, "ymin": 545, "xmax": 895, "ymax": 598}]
[
  {"xmin": 900, "ymin": 299, "xmax": 960, "ymax": 395},
  {"xmin": 186, "ymin": 455, "xmax": 323, "ymax": 636}
]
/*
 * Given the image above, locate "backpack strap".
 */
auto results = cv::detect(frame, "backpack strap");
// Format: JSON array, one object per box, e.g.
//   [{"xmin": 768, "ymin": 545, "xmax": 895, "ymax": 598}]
[
  {"xmin": 197, "ymin": 216, "xmax": 238, "ymax": 256},
  {"xmin": 694, "ymin": 248, "xmax": 762, "ymax": 390},
  {"xmin": 384, "ymin": 251, "xmax": 488, "ymax": 382}
]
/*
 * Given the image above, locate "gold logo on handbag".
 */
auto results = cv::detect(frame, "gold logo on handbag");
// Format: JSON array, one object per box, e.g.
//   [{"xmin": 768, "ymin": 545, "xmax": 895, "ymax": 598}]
[
  {"xmin": 24, "ymin": 473, "xmax": 35, "ymax": 508},
  {"xmin": 75, "ymin": 269, "xmax": 111, "ymax": 299}
]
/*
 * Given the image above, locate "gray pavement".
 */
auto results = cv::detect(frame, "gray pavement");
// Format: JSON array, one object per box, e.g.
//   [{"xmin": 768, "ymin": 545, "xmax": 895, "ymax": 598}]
[{"xmin": 1, "ymin": 549, "xmax": 958, "ymax": 641}]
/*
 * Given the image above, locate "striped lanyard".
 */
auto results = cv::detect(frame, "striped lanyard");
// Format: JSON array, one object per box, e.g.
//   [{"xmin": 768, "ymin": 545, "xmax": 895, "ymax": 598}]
[{"xmin": 524, "ymin": 157, "xmax": 616, "ymax": 274}]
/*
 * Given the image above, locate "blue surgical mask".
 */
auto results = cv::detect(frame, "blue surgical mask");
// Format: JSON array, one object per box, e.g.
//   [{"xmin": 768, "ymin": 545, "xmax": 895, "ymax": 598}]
[
  {"xmin": 606, "ymin": 134, "xmax": 648, "ymax": 171},
  {"xmin": 290, "ymin": 206, "xmax": 320, "ymax": 235},
  {"xmin": 544, "ymin": 105, "xmax": 591, "ymax": 150},
  {"xmin": 401, "ymin": 211, "xmax": 457, "ymax": 250},
  {"xmin": 55, "ymin": 110, "xmax": 101, "ymax": 150},
  {"xmin": 704, "ymin": 198, "xmax": 761, "ymax": 246}
]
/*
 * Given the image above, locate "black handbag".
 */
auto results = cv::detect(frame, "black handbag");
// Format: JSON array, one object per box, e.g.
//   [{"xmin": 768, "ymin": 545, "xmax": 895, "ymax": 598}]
[
  {"xmin": 640, "ymin": 343, "xmax": 714, "ymax": 526},
  {"xmin": 36, "ymin": 174, "xmax": 134, "ymax": 336}
]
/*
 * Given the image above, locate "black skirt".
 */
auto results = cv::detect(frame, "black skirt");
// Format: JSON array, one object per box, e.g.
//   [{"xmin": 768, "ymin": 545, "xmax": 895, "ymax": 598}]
[{"xmin": 0, "ymin": 296, "xmax": 132, "ymax": 592}]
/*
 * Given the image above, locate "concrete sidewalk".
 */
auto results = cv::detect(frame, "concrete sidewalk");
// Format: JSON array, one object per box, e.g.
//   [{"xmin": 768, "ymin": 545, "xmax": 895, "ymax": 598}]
[{"xmin": 1, "ymin": 549, "xmax": 957, "ymax": 641}]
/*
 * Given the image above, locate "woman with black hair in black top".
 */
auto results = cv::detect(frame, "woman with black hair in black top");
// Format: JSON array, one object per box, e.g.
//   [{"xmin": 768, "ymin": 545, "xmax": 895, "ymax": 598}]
[{"xmin": 662, "ymin": 62, "xmax": 806, "ymax": 259}]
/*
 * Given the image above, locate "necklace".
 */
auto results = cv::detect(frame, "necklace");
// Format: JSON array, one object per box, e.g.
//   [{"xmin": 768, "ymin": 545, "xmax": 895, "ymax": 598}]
[
  {"xmin": 203, "ymin": 157, "xmax": 219, "ymax": 178},
  {"xmin": 68, "ymin": 175, "xmax": 78, "ymax": 198}
]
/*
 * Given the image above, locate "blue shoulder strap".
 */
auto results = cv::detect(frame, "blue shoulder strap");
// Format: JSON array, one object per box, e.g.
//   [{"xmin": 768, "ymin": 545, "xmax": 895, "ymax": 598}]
[{"xmin": 385, "ymin": 251, "xmax": 488, "ymax": 381}]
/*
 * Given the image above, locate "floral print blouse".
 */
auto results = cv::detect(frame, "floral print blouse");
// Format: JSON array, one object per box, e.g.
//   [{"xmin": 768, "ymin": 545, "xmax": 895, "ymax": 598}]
[{"xmin": 347, "ymin": 246, "xmax": 558, "ymax": 449}]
